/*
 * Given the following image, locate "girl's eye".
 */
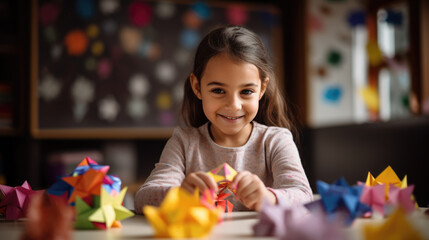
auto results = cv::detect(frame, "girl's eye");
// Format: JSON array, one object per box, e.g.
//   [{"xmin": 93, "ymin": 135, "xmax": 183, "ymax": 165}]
[
  {"xmin": 241, "ymin": 89, "xmax": 254, "ymax": 95},
  {"xmin": 211, "ymin": 88, "xmax": 225, "ymax": 94}
]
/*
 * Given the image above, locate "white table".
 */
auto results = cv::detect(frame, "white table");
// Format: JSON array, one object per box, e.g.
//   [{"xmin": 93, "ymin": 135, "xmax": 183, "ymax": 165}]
[{"xmin": 2, "ymin": 210, "xmax": 429, "ymax": 239}]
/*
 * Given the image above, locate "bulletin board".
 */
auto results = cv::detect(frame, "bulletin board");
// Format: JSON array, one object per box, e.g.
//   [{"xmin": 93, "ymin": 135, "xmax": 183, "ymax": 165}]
[{"xmin": 30, "ymin": 0, "xmax": 282, "ymax": 138}]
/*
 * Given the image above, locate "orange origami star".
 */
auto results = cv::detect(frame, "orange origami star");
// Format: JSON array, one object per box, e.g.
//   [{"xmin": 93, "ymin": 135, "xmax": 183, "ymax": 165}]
[{"xmin": 62, "ymin": 169, "xmax": 105, "ymax": 203}]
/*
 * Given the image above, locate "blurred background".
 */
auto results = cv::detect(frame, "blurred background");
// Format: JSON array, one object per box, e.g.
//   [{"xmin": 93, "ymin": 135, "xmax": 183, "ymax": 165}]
[{"xmin": 0, "ymin": 0, "xmax": 428, "ymax": 208}]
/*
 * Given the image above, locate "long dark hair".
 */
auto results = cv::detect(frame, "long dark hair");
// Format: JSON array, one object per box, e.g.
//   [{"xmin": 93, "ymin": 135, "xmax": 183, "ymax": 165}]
[{"xmin": 181, "ymin": 25, "xmax": 295, "ymax": 133}]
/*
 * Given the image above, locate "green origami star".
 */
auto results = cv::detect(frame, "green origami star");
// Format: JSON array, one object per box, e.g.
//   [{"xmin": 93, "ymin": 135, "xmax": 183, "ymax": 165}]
[{"xmin": 88, "ymin": 187, "xmax": 134, "ymax": 228}]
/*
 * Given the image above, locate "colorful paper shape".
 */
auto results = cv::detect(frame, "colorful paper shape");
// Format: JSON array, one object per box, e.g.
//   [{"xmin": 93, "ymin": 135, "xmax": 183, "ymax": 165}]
[
  {"xmin": 63, "ymin": 168, "xmax": 105, "ymax": 204},
  {"xmin": 0, "ymin": 181, "xmax": 43, "ymax": 220},
  {"xmin": 21, "ymin": 192, "xmax": 73, "ymax": 239},
  {"xmin": 364, "ymin": 207, "xmax": 423, "ymax": 240},
  {"xmin": 305, "ymin": 178, "xmax": 371, "ymax": 225},
  {"xmin": 207, "ymin": 163, "xmax": 238, "ymax": 212},
  {"xmin": 365, "ymin": 166, "xmax": 408, "ymax": 200},
  {"xmin": 254, "ymin": 200, "xmax": 345, "ymax": 239},
  {"xmin": 207, "ymin": 163, "xmax": 237, "ymax": 186},
  {"xmin": 143, "ymin": 187, "xmax": 222, "ymax": 238}
]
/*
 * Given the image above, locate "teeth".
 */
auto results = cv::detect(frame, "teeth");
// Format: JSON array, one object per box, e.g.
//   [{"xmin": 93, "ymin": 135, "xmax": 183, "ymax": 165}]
[{"xmin": 225, "ymin": 116, "xmax": 239, "ymax": 120}]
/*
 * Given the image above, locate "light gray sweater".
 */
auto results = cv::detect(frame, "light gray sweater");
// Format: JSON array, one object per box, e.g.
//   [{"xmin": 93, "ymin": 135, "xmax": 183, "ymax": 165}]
[{"xmin": 134, "ymin": 121, "xmax": 313, "ymax": 213}]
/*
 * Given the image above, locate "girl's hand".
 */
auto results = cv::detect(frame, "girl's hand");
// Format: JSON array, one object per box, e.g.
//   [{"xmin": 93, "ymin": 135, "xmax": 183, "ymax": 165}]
[
  {"xmin": 232, "ymin": 171, "xmax": 277, "ymax": 211},
  {"xmin": 181, "ymin": 171, "xmax": 218, "ymax": 195}
]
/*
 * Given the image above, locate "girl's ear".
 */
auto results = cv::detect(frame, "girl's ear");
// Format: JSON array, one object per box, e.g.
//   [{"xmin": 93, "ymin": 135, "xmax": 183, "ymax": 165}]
[
  {"xmin": 259, "ymin": 77, "xmax": 269, "ymax": 100},
  {"xmin": 190, "ymin": 73, "xmax": 202, "ymax": 100}
]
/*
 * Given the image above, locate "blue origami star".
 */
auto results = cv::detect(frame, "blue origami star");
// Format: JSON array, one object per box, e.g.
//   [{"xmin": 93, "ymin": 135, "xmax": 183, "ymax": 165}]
[{"xmin": 305, "ymin": 178, "xmax": 371, "ymax": 225}]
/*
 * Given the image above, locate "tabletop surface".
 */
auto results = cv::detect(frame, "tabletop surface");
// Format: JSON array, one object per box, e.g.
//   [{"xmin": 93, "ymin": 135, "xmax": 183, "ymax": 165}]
[{"xmin": 1, "ymin": 209, "xmax": 429, "ymax": 240}]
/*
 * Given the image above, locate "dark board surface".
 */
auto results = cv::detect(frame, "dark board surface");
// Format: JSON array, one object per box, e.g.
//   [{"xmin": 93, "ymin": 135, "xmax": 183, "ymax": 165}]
[{"xmin": 34, "ymin": 0, "xmax": 281, "ymax": 134}]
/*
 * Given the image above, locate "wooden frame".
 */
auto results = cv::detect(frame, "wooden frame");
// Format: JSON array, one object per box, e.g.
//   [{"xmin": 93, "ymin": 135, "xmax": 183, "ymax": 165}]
[{"xmin": 30, "ymin": 0, "xmax": 282, "ymax": 139}]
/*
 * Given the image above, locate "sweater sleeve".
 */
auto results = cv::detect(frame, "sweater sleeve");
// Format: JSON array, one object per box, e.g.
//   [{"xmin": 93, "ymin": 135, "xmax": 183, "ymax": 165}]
[
  {"xmin": 266, "ymin": 129, "xmax": 313, "ymax": 207},
  {"xmin": 134, "ymin": 128, "xmax": 187, "ymax": 214}
]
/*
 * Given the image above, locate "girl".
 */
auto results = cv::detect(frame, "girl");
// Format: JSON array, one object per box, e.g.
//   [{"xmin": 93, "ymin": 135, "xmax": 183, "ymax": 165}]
[{"xmin": 134, "ymin": 25, "xmax": 312, "ymax": 212}]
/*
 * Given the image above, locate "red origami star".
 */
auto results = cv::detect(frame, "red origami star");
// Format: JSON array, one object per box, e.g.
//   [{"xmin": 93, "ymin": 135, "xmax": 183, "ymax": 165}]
[{"xmin": 0, "ymin": 181, "xmax": 42, "ymax": 220}]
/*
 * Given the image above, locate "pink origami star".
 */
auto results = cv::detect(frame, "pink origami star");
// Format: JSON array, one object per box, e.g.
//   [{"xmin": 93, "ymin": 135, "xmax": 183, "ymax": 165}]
[{"xmin": 0, "ymin": 181, "xmax": 43, "ymax": 220}]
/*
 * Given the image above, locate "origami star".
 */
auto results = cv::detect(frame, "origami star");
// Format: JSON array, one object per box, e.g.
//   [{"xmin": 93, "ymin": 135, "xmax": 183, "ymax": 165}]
[
  {"xmin": 253, "ymin": 201, "xmax": 345, "ymax": 240},
  {"xmin": 207, "ymin": 163, "xmax": 238, "ymax": 212},
  {"xmin": 365, "ymin": 166, "xmax": 407, "ymax": 200},
  {"xmin": 72, "ymin": 156, "xmax": 110, "ymax": 176},
  {"xmin": 305, "ymin": 178, "xmax": 371, "ymax": 225},
  {"xmin": 74, "ymin": 195, "xmax": 98, "ymax": 229},
  {"xmin": 62, "ymin": 168, "xmax": 105, "ymax": 203},
  {"xmin": 144, "ymin": 187, "xmax": 222, "ymax": 238},
  {"xmin": 207, "ymin": 163, "xmax": 237, "ymax": 186},
  {"xmin": 0, "ymin": 181, "xmax": 43, "ymax": 220},
  {"xmin": 102, "ymin": 175, "xmax": 121, "ymax": 195},
  {"xmin": 364, "ymin": 207, "xmax": 423, "ymax": 240},
  {"xmin": 280, "ymin": 208, "xmax": 345, "ymax": 240},
  {"xmin": 88, "ymin": 187, "xmax": 134, "ymax": 229}
]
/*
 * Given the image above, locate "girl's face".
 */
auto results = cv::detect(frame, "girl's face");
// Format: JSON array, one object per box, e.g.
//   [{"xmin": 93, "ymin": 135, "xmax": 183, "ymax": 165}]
[{"xmin": 190, "ymin": 53, "xmax": 268, "ymax": 147}]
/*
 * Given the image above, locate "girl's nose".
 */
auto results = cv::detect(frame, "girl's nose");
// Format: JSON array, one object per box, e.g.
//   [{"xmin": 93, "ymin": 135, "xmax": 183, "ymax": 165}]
[{"xmin": 225, "ymin": 94, "xmax": 242, "ymax": 110}]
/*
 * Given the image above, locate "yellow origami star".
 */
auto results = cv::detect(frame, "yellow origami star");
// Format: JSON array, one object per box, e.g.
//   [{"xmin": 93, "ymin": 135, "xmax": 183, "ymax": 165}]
[
  {"xmin": 143, "ymin": 187, "xmax": 221, "ymax": 238},
  {"xmin": 88, "ymin": 187, "xmax": 134, "ymax": 228},
  {"xmin": 207, "ymin": 163, "xmax": 237, "ymax": 185},
  {"xmin": 365, "ymin": 166, "xmax": 407, "ymax": 201},
  {"xmin": 364, "ymin": 207, "xmax": 423, "ymax": 240}
]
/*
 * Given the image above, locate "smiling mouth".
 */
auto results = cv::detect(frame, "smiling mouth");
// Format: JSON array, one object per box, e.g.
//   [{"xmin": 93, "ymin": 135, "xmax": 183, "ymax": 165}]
[{"xmin": 219, "ymin": 114, "xmax": 243, "ymax": 120}]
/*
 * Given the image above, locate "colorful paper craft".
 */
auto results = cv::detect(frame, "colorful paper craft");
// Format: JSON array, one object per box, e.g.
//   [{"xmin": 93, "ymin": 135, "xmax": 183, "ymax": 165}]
[
  {"xmin": 364, "ymin": 207, "xmax": 423, "ymax": 240},
  {"xmin": 254, "ymin": 200, "xmax": 345, "ymax": 240},
  {"xmin": 88, "ymin": 188, "xmax": 134, "ymax": 229},
  {"xmin": 47, "ymin": 156, "xmax": 134, "ymax": 229},
  {"xmin": 0, "ymin": 181, "xmax": 43, "ymax": 220},
  {"xmin": 21, "ymin": 192, "xmax": 73, "ymax": 239},
  {"xmin": 360, "ymin": 183, "xmax": 416, "ymax": 216},
  {"xmin": 143, "ymin": 187, "xmax": 222, "ymax": 238},
  {"xmin": 207, "ymin": 163, "xmax": 238, "ymax": 212},
  {"xmin": 365, "ymin": 166, "xmax": 408, "ymax": 200},
  {"xmin": 305, "ymin": 178, "xmax": 371, "ymax": 226}
]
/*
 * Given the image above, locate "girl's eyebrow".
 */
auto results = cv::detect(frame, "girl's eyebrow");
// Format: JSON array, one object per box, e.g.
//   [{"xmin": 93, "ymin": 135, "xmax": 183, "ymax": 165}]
[{"xmin": 206, "ymin": 81, "xmax": 258, "ymax": 87}]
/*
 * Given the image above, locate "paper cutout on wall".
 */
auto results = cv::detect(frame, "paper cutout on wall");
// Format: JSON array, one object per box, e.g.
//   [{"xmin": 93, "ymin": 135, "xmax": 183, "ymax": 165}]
[
  {"xmin": 91, "ymin": 41, "xmax": 104, "ymax": 56},
  {"xmin": 156, "ymin": 61, "xmax": 177, "ymax": 84},
  {"xmin": 227, "ymin": 5, "xmax": 248, "ymax": 26},
  {"xmin": 100, "ymin": 0, "xmax": 120, "ymax": 15},
  {"xmin": 181, "ymin": 29, "xmax": 200, "ymax": 49},
  {"xmin": 308, "ymin": 13, "xmax": 324, "ymax": 32},
  {"xmin": 360, "ymin": 86, "xmax": 379, "ymax": 112},
  {"xmin": 43, "ymin": 26, "xmax": 57, "ymax": 43},
  {"xmin": 102, "ymin": 19, "xmax": 117, "ymax": 34},
  {"xmin": 97, "ymin": 58, "xmax": 112, "ymax": 79},
  {"xmin": 129, "ymin": 1, "xmax": 152, "ymax": 27},
  {"xmin": 366, "ymin": 40, "xmax": 384, "ymax": 66},
  {"xmin": 39, "ymin": 73, "xmax": 62, "ymax": 102},
  {"xmin": 129, "ymin": 74, "xmax": 150, "ymax": 97},
  {"xmin": 98, "ymin": 95, "xmax": 120, "ymax": 122},
  {"xmin": 156, "ymin": 1, "xmax": 176, "ymax": 19},
  {"xmin": 77, "ymin": 0, "xmax": 95, "ymax": 20},
  {"xmin": 183, "ymin": 10, "xmax": 203, "ymax": 29},
  {"xmin": 51, "ymin": 44, "xmax": 62, "ymax": 60},
  {"xmin": 347, "ymin": 10, "xmax": 366, "ymax": 27},
  {"xmin": 159, "ymin": 110, "xmax": 174, "ymax": 126},
  {"xmin": 127, "ymin": 98, "xmax": 149, "ymax": 120},
  {"xmin": 120, "ymin": 27, "xmax": 142, "ymax": 55},
  {"xmin": 327, "ymin": 49, "xmax": 342, "ymax": 66},
  {"xmin": 323, "ymin": 86, "xmax": 342, "ymax": 103},
  {"xmin": 191, "ymin": 1, "xmax": 211, "ymax": 20},
  {"xmin": 385, "ymin": 9, "xmax": 403, "ymax": 26},
  {"xmin": 156, "ymin": 91, "xmax": 172, "ymax": 110},
  {"xmin": 40, "ymin": 3, "xmax": 59, "ymax": 25},
  {"xmin": 64, "ymin": 30, "xmax": 88, "ymax": 56}
]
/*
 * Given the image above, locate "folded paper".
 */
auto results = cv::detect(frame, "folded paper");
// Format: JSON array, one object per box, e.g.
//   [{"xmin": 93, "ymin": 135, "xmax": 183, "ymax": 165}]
[
  {"xmin": 364, "ymin": 207, "xmax": 423, "ymax": 240},
  {"xmin": 305, "ymin": 178, "xmax": 371, "ymax": 226},
  {"xmin": 207, "ymin": 163, "xmax": 237, "ymax": 212},
  {"xmin": 47, "ymin": 156, "xmax": 134, "ymax": 229},
  {"xmin": 0, "ymin": 181, "xmax": 43, "ymax": 220},
  {"xmin": 143, "ymin": 187, "xmax": 222, "ymax": 238}
]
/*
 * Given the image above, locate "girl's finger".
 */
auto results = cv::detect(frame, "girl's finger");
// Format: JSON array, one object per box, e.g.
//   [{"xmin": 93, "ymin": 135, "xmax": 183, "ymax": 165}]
[{"xmin": 196, "ymin": 172, "xmax": 218, "ymax": 192}]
